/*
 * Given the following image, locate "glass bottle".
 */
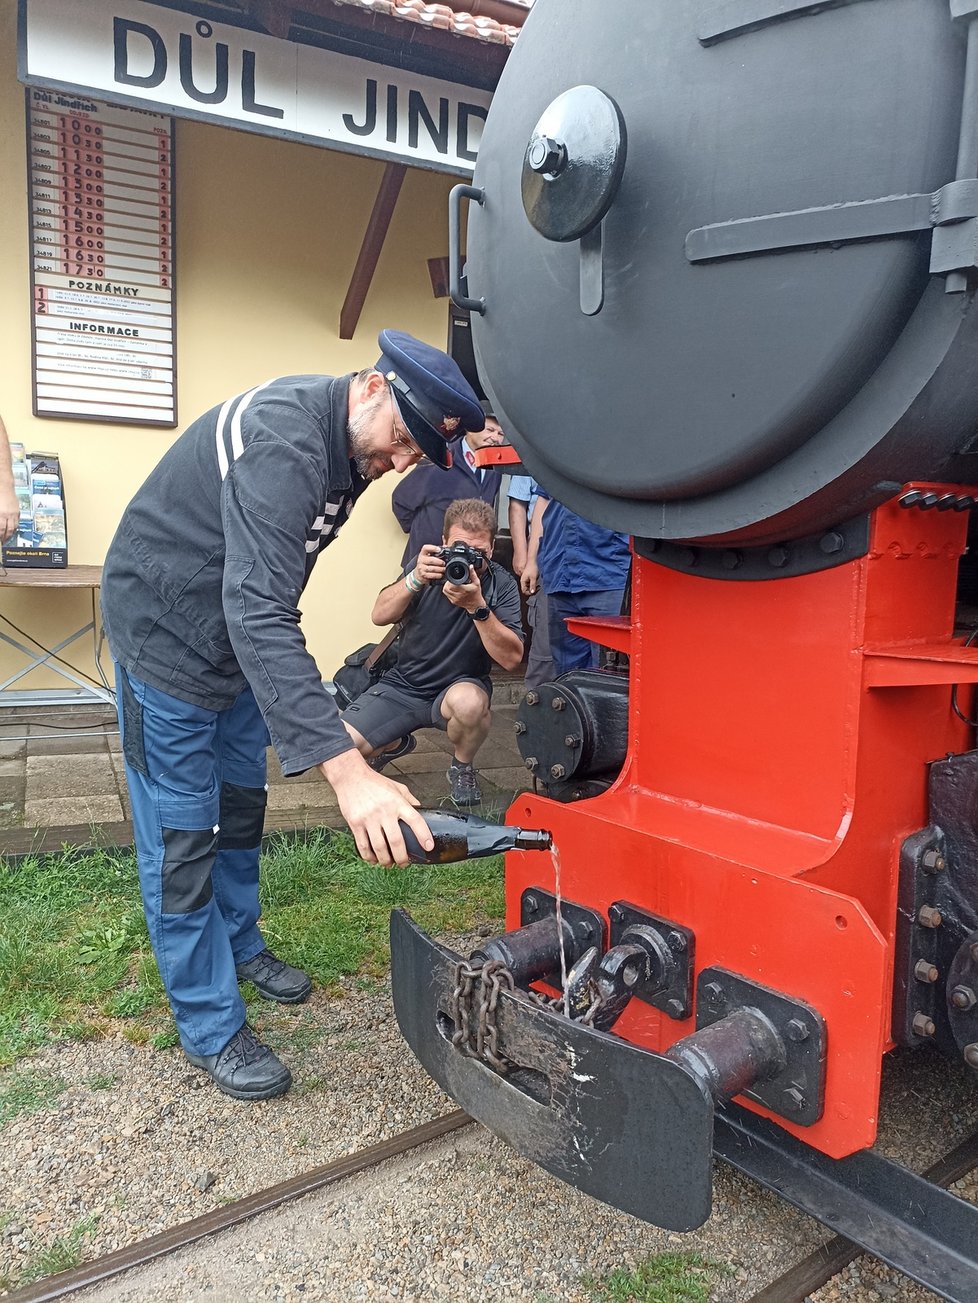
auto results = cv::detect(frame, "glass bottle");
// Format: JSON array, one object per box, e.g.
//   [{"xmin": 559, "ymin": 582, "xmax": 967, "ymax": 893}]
[{"xmin": 398, "ymin": 809, "xmax": 552, "ymax": 864}]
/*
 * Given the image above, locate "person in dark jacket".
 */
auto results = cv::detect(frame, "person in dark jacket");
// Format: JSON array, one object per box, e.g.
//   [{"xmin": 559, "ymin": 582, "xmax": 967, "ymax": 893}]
[
  {"xmin": 390, "ymin": 401, "xmax": 505, "ymax": 565},
  {"xmin": 342, "ymin": 498, "xmax": 524, "ymax": 807},
  {"xmin": 100, "ymin": 330, "xmax": 484, "ymax": 1102}
]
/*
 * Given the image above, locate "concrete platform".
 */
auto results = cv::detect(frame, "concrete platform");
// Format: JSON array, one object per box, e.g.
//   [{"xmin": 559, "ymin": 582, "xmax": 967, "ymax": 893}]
[{"xmin": 0, "ymin": 678, "xmax": 532, "ymax": 857}]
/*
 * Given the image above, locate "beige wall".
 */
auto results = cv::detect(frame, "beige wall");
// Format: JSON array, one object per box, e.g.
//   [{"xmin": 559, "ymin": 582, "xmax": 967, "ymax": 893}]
[{"xmin": 0, "ymin": 0, "xmax": 456, "ymax": 697}]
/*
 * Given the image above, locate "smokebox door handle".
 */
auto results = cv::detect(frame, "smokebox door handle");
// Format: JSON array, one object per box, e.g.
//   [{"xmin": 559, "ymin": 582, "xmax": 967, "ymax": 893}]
[{"xmin": 449, "ymin": 183, "xmax": 486, "ymax": 315}]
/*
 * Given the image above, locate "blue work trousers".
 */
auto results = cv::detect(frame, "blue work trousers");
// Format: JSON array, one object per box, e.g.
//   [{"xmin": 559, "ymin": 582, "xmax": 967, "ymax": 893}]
[
  {"xmin": 548, "ymin": 589, "xmax": 626, "ymax": 675},
  {"xmin": 114, "ymin": 664, "xmax": 270, "ymax": 1056}
]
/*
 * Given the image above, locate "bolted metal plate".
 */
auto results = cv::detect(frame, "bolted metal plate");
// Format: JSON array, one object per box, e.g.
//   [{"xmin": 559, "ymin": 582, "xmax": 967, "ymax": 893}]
[
  {"xmin": 521, "ymin": 85, "xmax": 627, "ymax": 242},
  {"xmin": 390, "ymin": 908, "xmax": 716, "ymax": 1230},
  {"xmin": 697, "ymin": 966, "xmax": 826, "ymax": 1125},
  {"xmin": 521, "ymin": 887, "xmax": 605, "ymax": 990},
  {"xmin": 466, "ymin": 0, "xmax": 978, "ymax": 545},
  {"xmin": 608, "ymin": 900, "xmax": 694, "ymax": 1020}
]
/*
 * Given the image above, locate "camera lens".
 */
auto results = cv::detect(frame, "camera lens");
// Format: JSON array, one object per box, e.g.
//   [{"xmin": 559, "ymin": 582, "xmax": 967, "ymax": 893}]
[{"xmin": 445, "ymin": 557, "xmax": 471, "ymax": 585}]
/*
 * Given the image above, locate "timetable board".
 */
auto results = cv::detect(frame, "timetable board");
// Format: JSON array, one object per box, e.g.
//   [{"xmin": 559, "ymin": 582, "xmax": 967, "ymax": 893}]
[{"xmin": 27, "ymin": 88, "xmax": 176, "ymax": 426}]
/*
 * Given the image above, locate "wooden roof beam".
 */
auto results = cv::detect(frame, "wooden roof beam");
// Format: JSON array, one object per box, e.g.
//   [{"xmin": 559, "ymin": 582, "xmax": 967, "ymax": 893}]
[{"xmin": 339, "ymin": 161, "xmax": 408, "ymax": 340}]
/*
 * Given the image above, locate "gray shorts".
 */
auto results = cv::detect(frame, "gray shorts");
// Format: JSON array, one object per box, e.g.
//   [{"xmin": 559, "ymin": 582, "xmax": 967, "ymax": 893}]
[{"xmin": 340, "ymin": 676, "xmax": 490, "ymax": 750}]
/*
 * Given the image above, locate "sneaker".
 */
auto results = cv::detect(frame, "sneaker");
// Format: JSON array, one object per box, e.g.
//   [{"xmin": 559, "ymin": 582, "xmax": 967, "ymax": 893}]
[
  {"xmin": 235, "ymin": 948, "xmax": 312, "ymax": 1004},
  {"xmin": 184, "ymin": 1024, "xmax": 292, "ymax": 1100},
  {"xmin": 368, "ymin": 734, "xmax": 418, "ymax": 771},
  {"xmin": 447, "ymin": 758, "xmax": 482, "ymax": 807}
]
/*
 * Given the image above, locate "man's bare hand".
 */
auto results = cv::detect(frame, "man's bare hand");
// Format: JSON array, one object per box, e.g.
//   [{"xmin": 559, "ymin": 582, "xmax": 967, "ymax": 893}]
[
  {"xmin": 441, "ymin": 568, "xmax": 483, "ymax": 614},
  {"xmin": 319, "ymin": 748, "xmax": 433, "ymax": 866},
  {"xmin": 0, "ymin": 489, "xmax": 18, "ymax": 545},
  {"xmin": 412, "ymin": 543, "xmax": 446, "ymax": 587},
  {"xmin": 520, "ymin": 560, "xmax": 540, "ymax": 596}
]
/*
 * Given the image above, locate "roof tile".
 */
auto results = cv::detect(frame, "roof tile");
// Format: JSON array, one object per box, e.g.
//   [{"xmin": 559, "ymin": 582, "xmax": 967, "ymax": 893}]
[{"xmin": 326, "ymin": 0, "xmax": 524, "ymax": 46}]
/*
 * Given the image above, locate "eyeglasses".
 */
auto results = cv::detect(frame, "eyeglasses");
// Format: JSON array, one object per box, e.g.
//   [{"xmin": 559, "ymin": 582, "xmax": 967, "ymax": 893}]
[{"xmin": 389, "ymin": 393, "xmax": 424, "ymax": 462}]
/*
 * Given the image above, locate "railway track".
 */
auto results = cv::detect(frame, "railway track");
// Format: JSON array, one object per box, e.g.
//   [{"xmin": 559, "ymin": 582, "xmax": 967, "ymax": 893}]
[
  {"xmin": 744, "ymin": 1128, "xmax": 978, "ymax": 1303},
  {"xmin": 5, "ymin": 1104, "xmax": 978, "ymax": 1303},
  {"xmin": 3, "ymin": 1111, "xmax": 473, "ymax": 1303}
]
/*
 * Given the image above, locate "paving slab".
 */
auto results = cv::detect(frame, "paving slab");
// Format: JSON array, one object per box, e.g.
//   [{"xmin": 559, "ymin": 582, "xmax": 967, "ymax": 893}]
[
  {"xmin": 26, "ymin": 752, "xmax": 120, "ymax": 800},
  {"xmin": 265, "ymin": 782, "xmax": 333, "ymax": 811},
  {"xmin": 25, "ymin": 731, "xmax": 109, "ymax": 756},
  {"xmin": 23, "ymin": 794, "xmax": 125, "ymax": 826}
]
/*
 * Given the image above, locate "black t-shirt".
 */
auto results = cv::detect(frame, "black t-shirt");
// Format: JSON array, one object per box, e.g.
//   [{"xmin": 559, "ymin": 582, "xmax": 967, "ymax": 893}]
[{"xmin": 384, "ymin": 557, "xmax": 524, "ymax": 698}]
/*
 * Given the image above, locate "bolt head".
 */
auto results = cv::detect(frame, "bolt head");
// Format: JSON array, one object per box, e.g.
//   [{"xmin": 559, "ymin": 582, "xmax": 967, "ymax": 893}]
[
  {"xmin": 921, "ymin": 848, "xmax": 946, "ymax": 873},
  {"xmin": 965, "ymin": 1043, "xmax": 978, "ymax": 1069},
  {"xmin": 912, "ymin": 1012, "xmax": 936, "ymax": 1038},
  {"xmin": 550, "ymin": 764, "xmax": 566, "ymax": 780},
  {"xmin": 970, "ymin": 942, "xmax": 978, "ymax": 965},
  {"xmin": 551, "ymin": 696, "xmax": 566, "ymax": 711},
  {"xmin": 665, "ymin": 998, "xmax": 686, "ymax": 1019},
  {"xmin": 951, "ymin": 985, "xmax": 977, "ymax": 1012},
  {"xmin": 525, "ymin": 691, "xmax": 539, "ymax": 707},
  {"xmin": 564, "ymin": 734, "xmax": 581, "ymax": 748},
  {"xmin": 918, "ymin": 905, "xmax": 943, "ymax": 929},
  {"xmin": 914, "ymin": 960, "xmax": 939, "ymax": 984},
  {"xmin": 527, "ymin": 134, "xmax": 566, "ymax": 176},
  {"xmin": 514, "ymin": 721, "xmax": 527, "ymax": 735},
  {"xmin": 667, "ymin": 930, "xmax": 687, "ymax": 952},
  {"xmin": 702, "ymin": 982, "xmax": 725, "ymax": 1004},
  {"xmin": 524, "ymin": 756, "xmax": 538, "ymax": 772},
  {"xmin": 785, "ymin": 1018, "xmax": 810, "ymax": 1043}
]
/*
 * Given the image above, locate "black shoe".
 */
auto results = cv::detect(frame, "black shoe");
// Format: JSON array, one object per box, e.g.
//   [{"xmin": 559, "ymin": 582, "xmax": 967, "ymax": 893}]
[
  {"xmin": 368, "ymin": 733, "xmax": 418, "ymax": 771},
  {"xmin": 235, "ymin": 948, "xmax": 312, "ymax": 1004},
  {"xmin": 447, "ymin": 758, "xmax": 482, "ymax": 807},
  {"xmin": 185, "ymin": 1025, "xmax": 292, "ymax": 1100}
]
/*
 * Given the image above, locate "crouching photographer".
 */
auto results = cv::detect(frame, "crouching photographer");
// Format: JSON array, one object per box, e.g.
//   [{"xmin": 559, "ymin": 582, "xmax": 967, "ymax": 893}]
[{"xmin": 341, "ymin": 498, "xmax": 524, "ymax": 806}]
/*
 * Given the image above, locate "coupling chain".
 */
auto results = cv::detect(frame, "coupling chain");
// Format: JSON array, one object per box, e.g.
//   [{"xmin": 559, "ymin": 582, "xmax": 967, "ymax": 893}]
[
  {"xmin": 527, "ymin": 981, "xmax": 606, "ymax": 1027},
  {"xmin": 450, "ymin": 958, "xmax": 515, "ymax": 1073}
]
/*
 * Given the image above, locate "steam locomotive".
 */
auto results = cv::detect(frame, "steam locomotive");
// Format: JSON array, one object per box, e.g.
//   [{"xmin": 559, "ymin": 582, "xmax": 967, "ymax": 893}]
[{"xmin": 390, "ymin": 2, "xmax": 978, "ymax": 1295}]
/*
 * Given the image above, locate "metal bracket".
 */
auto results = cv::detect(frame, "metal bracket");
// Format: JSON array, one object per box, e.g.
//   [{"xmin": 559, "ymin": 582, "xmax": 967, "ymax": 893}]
[
  {"xmin": 894, "ymin": 825, "xmax": 948, "ymax": 1047},
  {"xmin": 696, "ymin": 967, "xmax": 826, "ymax": 1125},
  {"xmin": 521, "ymin": 888, "xmax": 605, "ymax": 990},
  {"xmin": 633, "ymin": 511, "xmax": 873, "ymax": 581},
  {"xmin": 608, "ymin": 900, "xmax": 694, "ymax": 1020},
  {"xmin": 684, "ymin": 178, "xmax": 978, "ymax": 281}
]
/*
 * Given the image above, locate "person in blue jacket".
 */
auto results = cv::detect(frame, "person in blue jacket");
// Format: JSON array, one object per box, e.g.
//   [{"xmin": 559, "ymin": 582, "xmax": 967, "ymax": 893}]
[
  {"xmin": 100, "ymin": 331, "xmax": 484, "ymax": 1102},
  {"xmin": 520, "ymin": 493, "xmax": 631, "ymax": 675}
]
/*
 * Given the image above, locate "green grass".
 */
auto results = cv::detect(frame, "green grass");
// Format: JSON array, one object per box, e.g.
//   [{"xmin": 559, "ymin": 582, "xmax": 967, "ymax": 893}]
[
  {"xmin": 12, "ymin": 1215, "xmax": 100, "ymax": 1288},
  {"xmin": 0, "ymin": 1069, "xmax": 67, "ymax": 1125},
  {"xmin": 584, "ymin": 1253, "xmax": 732, "ymax": 1303},
  {"xmin": 0, "ymin": 830, "xmax": 504, "ymax": 1068}
]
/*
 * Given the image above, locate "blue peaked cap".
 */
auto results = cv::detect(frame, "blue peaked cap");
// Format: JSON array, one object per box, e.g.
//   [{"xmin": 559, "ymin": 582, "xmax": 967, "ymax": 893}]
[{"xmin": 377, "ymin": 329, "xmax": 485, "ymax": 469}]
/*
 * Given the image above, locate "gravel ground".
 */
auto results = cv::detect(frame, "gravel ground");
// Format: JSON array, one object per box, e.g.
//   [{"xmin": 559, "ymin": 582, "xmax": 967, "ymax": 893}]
[{"xmin": 2, "ymin": 935, "xmax": 978, "ymax": 1303}]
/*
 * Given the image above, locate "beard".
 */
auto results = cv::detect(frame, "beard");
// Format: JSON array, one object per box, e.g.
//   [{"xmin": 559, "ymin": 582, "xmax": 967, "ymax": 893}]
[{"xmin": 347, "ymin": 395, "xmax": 391, "ymax": 481}]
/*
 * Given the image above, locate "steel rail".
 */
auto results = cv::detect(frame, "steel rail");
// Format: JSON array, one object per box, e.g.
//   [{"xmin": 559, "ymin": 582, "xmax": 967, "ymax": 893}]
[
  {"xmin": 746, "ymin": 1127, "xmax": 978, "ymax": 1303},
  {"xmin": 3, "ymin": 1110, "xmax": 473, "ymax": 1303}
]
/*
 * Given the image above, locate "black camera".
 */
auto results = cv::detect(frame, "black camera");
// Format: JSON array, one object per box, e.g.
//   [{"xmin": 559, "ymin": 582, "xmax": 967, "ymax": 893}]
[{"xmin": 436, "ymin": 542, "xmax": 485, "ymax": 586}]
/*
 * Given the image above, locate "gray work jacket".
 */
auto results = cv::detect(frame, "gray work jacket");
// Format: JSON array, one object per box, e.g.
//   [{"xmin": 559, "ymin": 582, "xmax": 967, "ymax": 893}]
[{"xmin": 101, "ymin": 374, "xmax": 366, "ymax": 776}]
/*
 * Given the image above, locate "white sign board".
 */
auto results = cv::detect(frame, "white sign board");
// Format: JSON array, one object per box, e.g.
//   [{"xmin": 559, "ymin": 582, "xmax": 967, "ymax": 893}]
[
  {"xmin": 19, "ymin": 0, "xmax": 491, "ymax": 175},
  {"xmin": 28, "ymin": 88, "xmax": 176, "ymax": 425}
]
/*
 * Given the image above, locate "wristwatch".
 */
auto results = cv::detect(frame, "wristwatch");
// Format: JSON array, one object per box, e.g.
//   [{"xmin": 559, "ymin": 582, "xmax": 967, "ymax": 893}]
[{"xmin": 470, "ymin": 606, "xmax": 491, "ymax": 622}]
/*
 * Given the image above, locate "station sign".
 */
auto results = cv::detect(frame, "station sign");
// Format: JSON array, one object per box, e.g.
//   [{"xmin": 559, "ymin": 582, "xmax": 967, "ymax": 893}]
[{"xmin": 19, "ymin": 0, "xmax": 492, "ymax": 175}]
